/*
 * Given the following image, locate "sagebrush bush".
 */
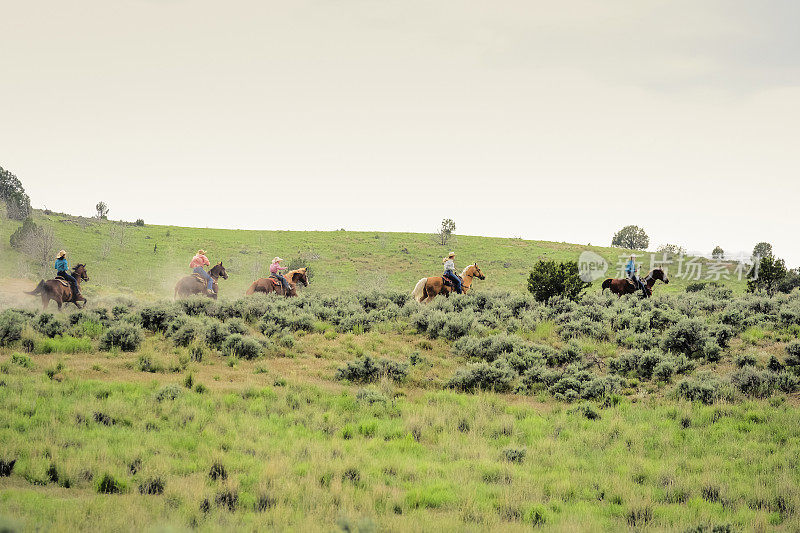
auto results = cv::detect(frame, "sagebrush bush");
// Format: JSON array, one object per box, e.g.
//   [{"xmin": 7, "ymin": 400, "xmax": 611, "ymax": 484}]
[
  {"xmin": 99, "ymin": 324, "xmax": 144, "ymax": 352},
  {"xmin": 447, "ymin": 360, "xmax": 515, "ymax": 393},
  {"xmin": 205, "ymin": 321, "xmax": 231, "ymax": 349},
  {"xmin": 222, "ymin": 334, "xmax": 262, "ymax": 360},
  {"xmin": 734, "ymin": 354, "xmax": 757, "ymax": 368},
  {"xmin": 139, "ymin": 305, "xmax": 179, "ymax": 332},
  {"xmin": 675, "ymin": 373, "xmax": 733, "ymax": 404},
  {"xmin": 731, "ymin": 367, "xmax": 776, "ymax": 398},
  {"xmin": 34, "ymin": 313, "xmax": 66, "ymax": 338},
  {"xmin": 0, "ymin": 311, "xmax": 25, "ymax": 347},
  {"xmin": 661, "ymin": 319, "xmax": 710, "ymax": 358},
  {"xmin": 335, "ymin": 355, "xmax": 408, "ymax": 383}
]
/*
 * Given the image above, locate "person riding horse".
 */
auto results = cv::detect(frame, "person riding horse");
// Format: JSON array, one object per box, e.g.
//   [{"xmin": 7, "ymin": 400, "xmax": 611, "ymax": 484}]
[
  {"xmin": 625, "ymin": 255, "xmax": 650, "ymax": 297},
  {"xmin": 55, "ymin": 250, "xmax": 81, "ymax": 300},
  {"xmin": 270, "ymin": 257, "xmax": 291, "ymax": 293},
  {"xmin": 442, "ymin": 252, "xmax": 462, "ymax": 294},
  {"xmin": 190, "ymin": 250, "xmax": 215, "ymax": 296}
]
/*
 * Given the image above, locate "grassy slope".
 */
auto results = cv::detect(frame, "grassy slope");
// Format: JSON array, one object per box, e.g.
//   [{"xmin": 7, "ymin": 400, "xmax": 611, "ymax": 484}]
[
  {"xmin": 1, "ymin": 302, "xmax": 797, "ymax": 531},
  {"xmin": 0, "ymin": 211, "xmax": 746, "ymax": 300}
]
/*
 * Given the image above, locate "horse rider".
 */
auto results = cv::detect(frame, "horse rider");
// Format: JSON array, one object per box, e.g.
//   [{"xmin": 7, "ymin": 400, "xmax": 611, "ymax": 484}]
[
  {"xmin": 270, "ymin": 257, "xmax": 291, "ymax": 293},
  {"xmin": 55, "ymin": 250, "xmax": 81, "ymax": 300},
  {"xmin": 190, "ymin": 249, "xmax": 215, "ymax": 295},
  {"xmin": 443, "ymin": 252, "xmax": 462, "ymax": 294},
  {"xmin": 625, "ymin": 255, "xmax": 649, "ymax": 296}
]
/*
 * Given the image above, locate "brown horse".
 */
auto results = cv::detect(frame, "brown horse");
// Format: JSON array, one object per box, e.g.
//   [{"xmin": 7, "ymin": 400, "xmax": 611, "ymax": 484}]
[
  {"xmin": 411, "ymin": 264, "xmax": 485, "ymax": 303},
  {"xmin": 26, "ymin": 264, "xmax": 89, "ymax": 311},
  {"xmin": 174, "ymin": 263, "xmax": 228, "ymax": 300},
  {"xmin": 245, "ymin": 268, "xmax": 309, "ymax": 297},
  {"xmin": 601, "ymin": 267, "xmax": 669, "ymax": 298}
]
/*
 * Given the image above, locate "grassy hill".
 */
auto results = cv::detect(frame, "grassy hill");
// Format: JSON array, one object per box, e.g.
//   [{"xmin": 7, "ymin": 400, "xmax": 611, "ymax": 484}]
[{"xmin": 0, "ymin": 210, "xmax": 747, "ymax": 300}]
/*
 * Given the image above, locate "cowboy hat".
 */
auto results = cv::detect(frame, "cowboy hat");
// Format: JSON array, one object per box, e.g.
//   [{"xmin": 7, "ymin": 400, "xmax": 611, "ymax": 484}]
[
  {"xmin": 448, "ymin": 252, "xmax": 455, "ymax": 258},
  {"xmin": 57, "ymin": 250, "xmax": 66, "ymax": 258},
  {"xmin": 197, "ymin": 249, "xmax": 206, "ymax": 255},
  {"xmin": 273, "ymin": 257, "xmax": 283, "ymax": 263}
]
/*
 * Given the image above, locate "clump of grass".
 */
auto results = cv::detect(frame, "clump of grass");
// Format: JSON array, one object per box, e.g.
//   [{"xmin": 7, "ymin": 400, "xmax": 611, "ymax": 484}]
[
  {"xmin": 97, "ymin": 473, "xmax": 123, "ymax": 494},
  {"xmin": 36, "ymin": 336, "xmax": 93, "ymax": 354},
  {"xmin": 154, "ymin": 384, "xmax": 182, "ymax": 402},
  {"xmin": 10, "ymin": 353, "xmax": 33, "ymax": 368},
  {"xmin": 214, "ymin": 488, "xmax": 238, "ymax": 511},
  {"xmin": 209, "ymin": 462, "xmax": 227, "ymax": 481},
  {"xmin": 501, "ymin": 447, "xmax": 527, "ymax": 464},
  {"xmin": 335, "ymin": 355, "xmax": 408, "ymax": 383},
  {"xmin": 138, "ymin": 477, "xmax": 165, "ymax": 495},
  {"xmin": 0, "ymin": 459, "xmax": 16, "ymax": 477},
  {"xmin": 255, "ymin": 493, "xmax": 277, "ymax": 512},
  {"xmin": 626, "ymin": 506, "xmax": 653, "ymax": 527}
]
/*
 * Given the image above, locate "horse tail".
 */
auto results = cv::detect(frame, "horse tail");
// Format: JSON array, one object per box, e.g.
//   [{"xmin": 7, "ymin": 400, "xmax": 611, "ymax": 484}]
[
  {"xmin": 26, "ymin": 280, "xmax": 45, "ymax": 296},
  {"xmin": 246, "ymin": 281, "xmax": 257, "ymax": 296},
  {"xmin": 601, "ymin": 279, "xmax": 612, "ymax": 292},
  {"xmin": 411, "ymin": 278, "xmax": 427, "ymax": 302}
]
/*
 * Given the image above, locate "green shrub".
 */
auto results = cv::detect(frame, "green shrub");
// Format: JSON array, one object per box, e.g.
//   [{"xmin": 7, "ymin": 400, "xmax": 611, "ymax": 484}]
[
  {"xmin": 675, "ymin": 374, "xmax": 732, "ymax": 404},
  {"xmin": 172, "ymin": 321, "xmax": 202, "ymax": 347},
  {"xmin": 205, "ymin": 321, "xmax": 231, "ymax": 349},
  {"xmin": 335, "ymin": 355, "xmax": 408, "ymax": 383},
  {"xmin": 34, "ymin": 313, "xmax": 66, "ymax": 338},
  {"xmin": 734, "ymin": 354, "xmax": 757, "ymax": 368},
  {"xmin": 527, "ymin": 260, "xmax": 591, "ymax": 302},
  {"xmin": 139, "ymin": 305, "xmax": 179, "ymax": 333},
  {"xmin": 222, "ymin": 334, "xmax": 262, "ymax": 360},
  {"xmin": 447, "ymin": 360, "xmax": 515, "ymax": 393},
  {"xmin": 785, "ymin": 340, "xmax": 800, "ymax": 369},
  {"xmin": 731, "ymin": 367, "xmax": 776, "ymax": 398},
  {"xmin": 501, "ymin": 447, "xmax": 526, "ymax": 463},
  {"xmin": 10, "ymin": 353, "xmax": 33, "ymax": 368},
  {"xmin": 661, "ymin": 319, "xmax": 710, "ymax": 358},
  {"xmin": 0, "ymin": 311, "xmax": 25, "ymax": 346},
  {"xmin": 100, "ymin": 325, "xmax": 144, "ymax": 352},
  {"xmin": 154, "ymin": 384, "xmax": 183, "ymax": 402},
  {"xmin": 97, "ymin": 473, "xmax": 123, "ymax": 494}
]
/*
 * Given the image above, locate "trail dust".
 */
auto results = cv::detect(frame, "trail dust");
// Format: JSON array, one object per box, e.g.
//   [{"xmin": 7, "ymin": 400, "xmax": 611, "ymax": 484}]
[{"xmin": 0, "ymin": 277, "xmax": 40, "ymax": 310}]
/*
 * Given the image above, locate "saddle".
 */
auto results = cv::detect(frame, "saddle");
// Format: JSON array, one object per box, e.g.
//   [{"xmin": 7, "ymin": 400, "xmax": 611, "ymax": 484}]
[
  {"xmin": 53, "ymin": 276, "xmax": 70, "ymax": 287},
  {"xmin": 192, "ymin": 273, "xmax": 207, "ymax": 283}
]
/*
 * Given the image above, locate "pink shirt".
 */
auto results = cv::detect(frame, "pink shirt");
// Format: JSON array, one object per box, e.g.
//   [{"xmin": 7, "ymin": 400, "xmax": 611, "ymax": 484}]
[
  {"xmin": 190, "ymin": 254, "xmax": 210, "ymax": 268},
  {"xmin": 270, "ymin": 262, "xmax": 286, "ymax": 274}
]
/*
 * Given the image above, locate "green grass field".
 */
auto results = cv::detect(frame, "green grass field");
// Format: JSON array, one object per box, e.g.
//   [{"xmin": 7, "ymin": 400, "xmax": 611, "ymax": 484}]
[
  {"xmin": 0, "ymin": 210, "xmax": 748, "ymax": 301},
  {"xmin": 2, "ymin": 211, "xmax": 793, "ymax": 532}
]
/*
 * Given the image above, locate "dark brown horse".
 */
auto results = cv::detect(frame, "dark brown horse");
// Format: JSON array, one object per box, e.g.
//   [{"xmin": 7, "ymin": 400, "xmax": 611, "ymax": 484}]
[
  {"xmin": 27, "ymin": 264, "xmax": 89, "ymax": 311},
  {"xmin": 411, "ymin": 264, "xmax": 485, "ymax": 303},
  {"xmin": 601, "ymin": 267, "xmax": 669, "ymax": 298},
  {"xmin": 174, "ymin": 263, "xmax": 228, "ymax": 300},
  {"xmin": 245, "ymin": 268, "xmax": 309, "ymax": 297}
]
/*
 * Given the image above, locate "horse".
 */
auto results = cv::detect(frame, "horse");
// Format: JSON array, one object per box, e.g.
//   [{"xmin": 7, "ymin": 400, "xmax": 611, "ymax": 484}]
[
  {"xmin": 601, "ymin": 267, "xmax": 669, "ymax": 298},
  {"xmin": 26, "ymin": 264, "xmax": 89, "ymax": 311},
  {"xmin": 411, "ymin": 264, "xmax": 485, "ymax": 303},
  {"xmin": 245, "ymin": 268, "xmax": 309, "ymax": 298},
  {"xmin": 174, "ymin": 263, "xmax": 228, "ymax": 300}
]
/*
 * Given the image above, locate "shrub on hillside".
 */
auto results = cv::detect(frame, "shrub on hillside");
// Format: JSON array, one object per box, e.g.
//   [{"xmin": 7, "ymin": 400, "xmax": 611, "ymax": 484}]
[
  {"xmin": 675, "ymin": 374, "xmax": 733, "ymax": 404},
  {"xmin": 139, "ymin": 305, "xmax": 180, "ymax": 333},
  {"xmin": 99, "ymin": 324, "xmax": 144, "ymax": 352},
  {"xmin": 661, "ymin": 319, "xmax": 710, "ymax": 359},
  {"xmin": 453, "ymin": 334, "xmax": 525, "ymax": 362},
  {"xmin": 34, "ymin": 313, "xmax": 66, "ymax": 338},
  {"xmin": 734, "ymin": 354, "xmax": 757, "ymax": 368},
  {"xmin": 785, "ymin": 341, "xmax": 800, "ymax": 370},
  {"xmin": 731, "ymin": 367, "xmax": 776, "ymax": 398},
  {"xmin": 335, "ymin": 355, "xmax": 408, "ymax": 383},
  {"xmin": 205, "ymin": 321, "xmax": 231, "ymax": 349},
  {"xmin": 222, "ymin": 334, "xmax": 262, "ymax": 360},
  {"xmin": 527, "ymin": 260, "xmax": 591, "ymax": 303},
  {"xmin": 447, "ymin": 360, "xmax": 515, "ymax": 393},
  {"xmin": 172, "ymin": 321, "xmax": 203, "ymax": 347},
  {"xmin": 0, "ymin": 311, "xmax": 26, "ymax": 347}
]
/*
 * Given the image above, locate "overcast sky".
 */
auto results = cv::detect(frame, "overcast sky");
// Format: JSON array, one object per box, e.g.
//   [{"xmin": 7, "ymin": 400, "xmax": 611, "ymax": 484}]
[{"xmin": 2, "ymin": 0, "xmax": 798, "ymax": 265}]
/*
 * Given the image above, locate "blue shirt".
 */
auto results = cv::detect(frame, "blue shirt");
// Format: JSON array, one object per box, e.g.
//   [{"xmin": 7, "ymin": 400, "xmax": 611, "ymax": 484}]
[
  {"xmin": 625, "ymin": 259, "xmax": 635, "ymax": 276},
  {"xmin": 55, "ymin": 258, "xmax": 68, "ymax": 272}
]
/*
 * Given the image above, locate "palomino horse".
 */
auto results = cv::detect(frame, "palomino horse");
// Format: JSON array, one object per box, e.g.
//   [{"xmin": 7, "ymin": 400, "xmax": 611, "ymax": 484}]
[
  {"xmin": 245, "ymin": 268, "xmax": 309, "ymax": 297},
  {"xmin": 174, "ymin": 263, "xmax": 228, "ymax": 300},
  {"xmin": 601, "ymin": 267, "xmax": 669, "ymax": 298},
  {"xmin": 26, "ymin": 264, "xmax": 90, "ymax": 311},
  {"xmin": 411, "ymin": 264, "xmax": 485, "ymax": 303}
]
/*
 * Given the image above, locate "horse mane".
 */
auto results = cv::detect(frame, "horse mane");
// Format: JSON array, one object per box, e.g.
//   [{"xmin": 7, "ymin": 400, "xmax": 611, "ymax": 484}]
[{"xmin": 461, "ymin": 264, "xmax": 472, "ymax": 277}]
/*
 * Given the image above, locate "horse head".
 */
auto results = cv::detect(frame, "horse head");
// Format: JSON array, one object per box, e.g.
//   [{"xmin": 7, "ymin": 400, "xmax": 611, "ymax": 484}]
[
  {"xmin": 468, "ymin": 263, "xmax": 485, "ymax": 280},
  {"xmin": 211, "ymin": 262, "xmax": 228, "ymax": 280},
  {"xmin": 653, "ymin": 267, "xmax": 669, "ymax": 284},
  {"xmin": 293, "ymin": 268, "xmax": 309, "ymax": 287},
  {"xmin": 73, "ymin": 264, "xmax": 89, "ymax": 281}
]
